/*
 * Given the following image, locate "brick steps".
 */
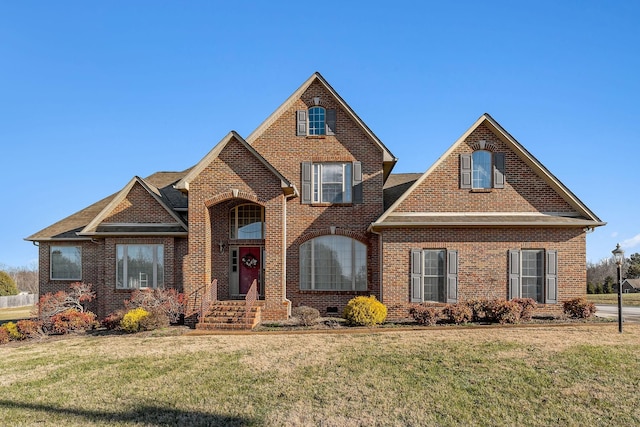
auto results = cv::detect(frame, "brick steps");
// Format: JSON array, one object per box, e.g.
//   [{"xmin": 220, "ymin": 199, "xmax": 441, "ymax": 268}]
[{"xmin": 196, "ymin": 300, "xmax": 262, "ymax": 330}]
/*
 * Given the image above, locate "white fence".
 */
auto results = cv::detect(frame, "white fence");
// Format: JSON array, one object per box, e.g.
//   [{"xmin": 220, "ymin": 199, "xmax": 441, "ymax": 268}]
[{"xmin": 0, "ymin": 293, "xmax": 36, "ymax": 308}]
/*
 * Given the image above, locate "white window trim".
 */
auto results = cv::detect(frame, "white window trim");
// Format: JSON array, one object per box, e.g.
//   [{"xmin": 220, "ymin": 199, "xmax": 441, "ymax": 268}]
[
  {"xmin": 300, "ymin": 236, "xmax": 366, "ymax": 291},
  {"xmin": 312, "ymin": 163, "xmax": 353, "ymax": 204},
  {"xmin": 229, "ymin": 204, "xmax": 265, "ymax": 240},
  {"xmin": 116, "ymin": 244, "xmax": 164, "ymax": 290}
]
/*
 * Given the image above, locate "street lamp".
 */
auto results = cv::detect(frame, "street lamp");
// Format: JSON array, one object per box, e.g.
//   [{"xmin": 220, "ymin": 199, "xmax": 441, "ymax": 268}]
[{"xmin": 612, "ymin": 243, "xmax": 625, "ymax": 333}]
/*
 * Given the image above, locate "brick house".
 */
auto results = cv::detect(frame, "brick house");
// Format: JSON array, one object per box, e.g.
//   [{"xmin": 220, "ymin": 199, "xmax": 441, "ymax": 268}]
[{"xmin": 26, "ymin": 72, "xmax": 605, "ymax": 326}]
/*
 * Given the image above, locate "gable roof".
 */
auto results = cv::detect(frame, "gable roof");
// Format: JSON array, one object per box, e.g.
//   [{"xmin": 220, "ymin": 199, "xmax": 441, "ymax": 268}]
[
  {"xmin": 175, "ymin": 131, "xmax": 298, "ymax": 197},
  {"xmin": 622, "ymin": 279, "xmax": 640, "ymax": 289},
  {"xmin": 78, "ymin": 175, "xmax": 188, "ymax": 236},
  {"xmin": 371, "ymin": 113, "xmax": 605, "ymax": 230},
  {"xmin": 25, "ymin": 170, "xmax": 190, "ymax": 241},
  {"xmin": 245, "ymin": 71, "xmax": 398, "ymax": 181}
]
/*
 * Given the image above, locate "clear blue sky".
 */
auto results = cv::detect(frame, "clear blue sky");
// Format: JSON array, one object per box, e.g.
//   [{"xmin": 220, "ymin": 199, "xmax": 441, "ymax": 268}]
[{"xmin": 1, "ymin": 1, "xmax": 638, "ymax": 268}]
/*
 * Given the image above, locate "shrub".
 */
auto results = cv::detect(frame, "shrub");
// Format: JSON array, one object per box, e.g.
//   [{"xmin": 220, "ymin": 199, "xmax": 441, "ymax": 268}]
[
  {"xmin": 139, "ymin": 308, "xmax": 170, "ymax": 331},
  {"xmin": 563, "ymin": 297, "xmax": 596, "ymax": 319},
  {"xmin": 292, "ymin": 306, "xmax": 320, "ymax": 326},
  {"xmin": 513, "ymin": 298, "xmax": 537, "ymax": 321},
  {"xmin": 120, "ymin": 308, "xmax": 150, "ymax": 333},
  {"xmin": 343, "ymin": 296, "xmax": 387, "ymax": 327},
  {"xmin": 3, "ymin": 321, "xmax": 23, "ymax": 340},
  {"xmin": 442, "ymin": 303, "xmax": 473, "ymax": 324},
  {"xmin": 0, "ymin": 271, "xmax": 19, "ymax": 296},
  {"xmin": 125, "ymin": 288, "xmax": 184, "ymax": 324},
  {"xmin": 409, "ymin": 304, "xmax": 440, "ymax": 326},
  {"xmin": 466, "ymin": 298, "xmax": 493, "ymax": 322},
  {"xmin": 0, "ymin": 326, "xmax": 9, "ymax": 344},
  {"xmin": 102, "ymin": 310, "xmax": 126, "ymax": 330},
  {"xmin": 16, "ymin": 320, "xmax": 43, "ymax": 339},
  {"xmin": 50, "ymin": 310, "xmax": 98, "ymax": 334},
  {"xmin": 491, "ymin": 299, "xmax": 522, "ymax": 324}
]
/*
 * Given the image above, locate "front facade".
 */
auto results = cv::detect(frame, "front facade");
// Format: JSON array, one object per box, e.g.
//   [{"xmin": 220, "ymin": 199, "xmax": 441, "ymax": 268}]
[{"xmin": 27, "ymin": 73, "xmax": 605, "ymax": 323}]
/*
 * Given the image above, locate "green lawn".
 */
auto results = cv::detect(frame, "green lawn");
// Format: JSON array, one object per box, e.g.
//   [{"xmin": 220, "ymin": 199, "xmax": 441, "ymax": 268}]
[
  {"xmin": 587, "ymin": 293, "xmax": 640, "ymax": 306},
  {"xmin": 1, "ymin": 324, "xmax": 639, "ymax": 426},
  {"xmin": 0, "ymin": 305, "xmax": 34, "ymax": 322}
]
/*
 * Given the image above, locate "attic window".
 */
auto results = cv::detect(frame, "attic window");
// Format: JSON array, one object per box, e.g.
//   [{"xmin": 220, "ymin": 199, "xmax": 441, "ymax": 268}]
[
  {"xmin": 296, "ymin": 108, "xmax": 336, "ymax": 136},
  {"xmin": 460, "ymin": 151, "xmax": 505, "ymax": 190}
]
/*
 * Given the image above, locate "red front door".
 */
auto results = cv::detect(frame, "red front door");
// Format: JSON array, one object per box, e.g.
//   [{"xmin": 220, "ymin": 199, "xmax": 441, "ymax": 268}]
[{"xmin": 239, "ymin": 247, "xmax": 261, "ymax": 295}]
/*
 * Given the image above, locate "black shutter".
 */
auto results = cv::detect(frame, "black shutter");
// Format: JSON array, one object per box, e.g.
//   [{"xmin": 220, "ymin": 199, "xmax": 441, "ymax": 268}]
[
  {"xmin": 326, "ymin": 109, "xmax": 336, "ymax": 135},
  {"xmin": 545, "ymin": 250, "xmax": 558, "ymax": 304},
  {"xmin": 508, "ymin": 250, "xmax": 521, "ymax": 299},
  {"xmin": 296, "ymin": 110, "xmax": 307, "ymax": 136},
  {"xmin": 494, "ymin": 153, "xmax": 505, "ymax": 189},
  {"xmin": 301, "ymin": 162, "xmax": 312, "ymax": 204},
  {"xmin": 352, "ymin": 161, "xmax": 362, "ymax": 204},
  {"xmin": 411, "ymin": 249, "xmax": 422, "ymax": 303},
  {"xmin": 460, "ymin": 154, "xmax": 472, "ymax": 189},
  {"xmin": 446, "ymin": 250, "xmax": 458, "ymax": 303}
]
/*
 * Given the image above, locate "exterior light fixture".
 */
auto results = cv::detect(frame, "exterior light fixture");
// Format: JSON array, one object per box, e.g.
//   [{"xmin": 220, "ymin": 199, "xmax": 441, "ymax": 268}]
[{"xmin": 612, "ymin": 243, "xmax": 625, "ymax": 333}]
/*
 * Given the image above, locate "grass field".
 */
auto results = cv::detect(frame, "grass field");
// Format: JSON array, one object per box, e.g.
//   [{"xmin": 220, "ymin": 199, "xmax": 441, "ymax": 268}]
[
  {"xmin": 587, "ymin": 293, "xmax": 640, "ymax": 306},
  {"xmin": 1, "ymin": 324, "xmax": 639, "ymax": 426},
  {"xmin": 0, "ymin": 305, "xmax": 34, "ymax": 322}
]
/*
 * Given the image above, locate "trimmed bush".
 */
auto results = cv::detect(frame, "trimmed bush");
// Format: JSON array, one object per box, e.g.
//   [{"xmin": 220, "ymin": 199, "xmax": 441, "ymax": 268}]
[
  {"xmin": 442, "ymin": 303, "xmax": 473, "ymax": 324},
  {"xmin": 513, "ymin": 298, "xmax": 537, "ymax": 321},
  {"xmin": 563, "ymin": 297, "xmax": 596, "ymax": 319},
  {"xmin": 292, "ymin": 306, "xmax": 320, "ymax": 326},
  {"xmin": 16, "ymin": 320, "xmax": 42, "ymax": 339},
  {"xmin": 102, "ymin": 310, "xmax": 126, "ymax": 330},
  {"xmin": 343, "ymin": 296, "xmax": 387, "ymax": 326},
  {"xmin": 409, "ymin": 305, "xmax": 440, "ymax": 326},
  {"xmin": 491, "ymin": 299, "xmax": 522, "ymax": 324},
  {"xmin": 120, "ymin": 308, "xmax": 150, "ymax": 333},
  {"xmin": 50, "ymin": 310, "xmax": 98, "ymax": 334},
  {"xmin": 0, "ymin": 326, "xmax": 10, "ymax": 344},
  {"xmin": 3, "ymin": 321, "xmax": 23, "ymax": 340},
  {"xmin": 467, "ymin": 298, "xmax": 493, "ymax": 322},
  {"xmin": 139, "ymin": 308, "xmax": 170, "ymax": 331}
]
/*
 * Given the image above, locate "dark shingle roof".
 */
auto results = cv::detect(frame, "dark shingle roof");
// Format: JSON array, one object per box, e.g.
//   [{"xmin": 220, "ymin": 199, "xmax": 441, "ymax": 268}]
[
  {"xmin": 383, "ymin": 173, "xmax": 422, "ymax": 211},
  {"xmin": 26, "ymin": 169, "xmax": 191, "ymax": 241}
]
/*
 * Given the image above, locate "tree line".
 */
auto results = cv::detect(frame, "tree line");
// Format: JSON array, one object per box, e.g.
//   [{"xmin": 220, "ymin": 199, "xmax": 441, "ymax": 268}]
[
  {"xmin": 0, "ymin": 263, "xmax": 38, "ymax": 295},
  {"xmin": 587, "ymin": 253, "xmax": 640, "ymax": 294}
]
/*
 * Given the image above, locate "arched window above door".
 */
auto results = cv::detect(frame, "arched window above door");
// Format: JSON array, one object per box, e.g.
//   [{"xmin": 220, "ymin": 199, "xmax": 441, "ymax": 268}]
[{"xmin": 230, "ymin": 204, "xmax": 265, "ymax": 239}]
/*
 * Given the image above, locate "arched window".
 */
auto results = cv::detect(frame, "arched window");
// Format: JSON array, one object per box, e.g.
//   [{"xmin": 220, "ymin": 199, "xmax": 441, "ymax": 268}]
[
  {"xmin": 308, "ymin": 106, "xmax": 326, "ymax": 135},
  {"xmin": 472, "ymin": 150, "xmax": 492, "ymax": 189},
  {"xmin": 229, "ymin": 204, "xmax": 265, "ymax": 239},
  {"xmin": 300, "ymin": 235, "xmax": 366, "ymax": 291}
]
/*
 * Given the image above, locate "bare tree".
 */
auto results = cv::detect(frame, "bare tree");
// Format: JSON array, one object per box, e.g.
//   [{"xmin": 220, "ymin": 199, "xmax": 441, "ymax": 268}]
[{"xmin": 0, "ymin": 262, "xmax": 39, "ymax": 295}]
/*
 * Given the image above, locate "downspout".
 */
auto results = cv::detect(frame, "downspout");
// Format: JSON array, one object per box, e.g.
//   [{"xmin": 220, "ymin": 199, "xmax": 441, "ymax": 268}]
[
  {"xmin": 282, "ymin": 192, "xmax": 295, "ymax": 317},
  {"xmin": 369, "ymin": 223, "xmax": 383, "ymax": 304}
]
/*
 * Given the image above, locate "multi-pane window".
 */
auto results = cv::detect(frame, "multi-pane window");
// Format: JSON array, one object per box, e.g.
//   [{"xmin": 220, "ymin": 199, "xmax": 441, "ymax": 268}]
[
  {"xmin": 423, "ymin": 250, "xmax": 446, "ymax": 302},
  {"xmin": 116, "ymin": 244, "xmax": 164, "ymax": 289},
  {"xmin": 300, "ymin": 235, "xmax": 366, "ymax": 291},
  {"xmin": 308, "ymin": 106, "xmax": 326, "ymax": 135},
  {"xmin": 472, "ymin": 150, "xmax": 492, "ymax": 189},
  {"xmin": 410, "ymin": 248, "xmax": 458, "ymax": 303},
  {"xmin": 313, "ymin": 163, "xmax": 352, "ymax": 203},
  {"xmin": 50, "ymin": 246, "xmax": 82, "ymax": 280},
  {"xmin": 521, "ymin": 250, "xmax": 544, "ymax": 302},
  {"xmin": 509, "ymin": 249, "xmax": 557, "ymax": 304},
  {"xmin": 230, "ymin": 204, "xmax": 265, "ymax": 239}
]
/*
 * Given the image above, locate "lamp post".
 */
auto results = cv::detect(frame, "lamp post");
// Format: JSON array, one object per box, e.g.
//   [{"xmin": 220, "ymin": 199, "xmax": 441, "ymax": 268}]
[{"xmin": 612, "ymin": 243, "xmax": 625, "ymax": 333}]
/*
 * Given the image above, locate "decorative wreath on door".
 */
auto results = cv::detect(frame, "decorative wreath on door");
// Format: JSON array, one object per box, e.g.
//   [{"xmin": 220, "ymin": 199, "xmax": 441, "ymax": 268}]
[{"xmin": 241, "ymin": 253, "xmax": 258, "ymax": 269}]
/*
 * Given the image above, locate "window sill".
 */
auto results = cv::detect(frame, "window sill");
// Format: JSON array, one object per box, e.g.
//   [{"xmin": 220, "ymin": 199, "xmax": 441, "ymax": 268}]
[
  {"xmin": 470, "ymin": 188, "xmax": 493, "ymax": 193},
  {"xmin": 298, "ymin": 290, "xmax": 369, "ymax": 295},
  {"xmin": 306, "ymin": 135, "xmax": 326, "ymax": 139},
  {"xmin": 309, "ymin": 203, "xmax": 353, "ymax": 207}
]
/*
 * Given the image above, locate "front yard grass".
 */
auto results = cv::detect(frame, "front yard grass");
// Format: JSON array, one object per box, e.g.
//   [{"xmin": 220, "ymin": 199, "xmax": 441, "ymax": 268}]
[
  {"xmin": 587, "ymin": 293, "xmax": 640, "ymax": 306},
  {"xmin": 1, "ymin": 324, "xmax": 639, "ymax": 426},
  {"xmin": 0, "ymin": 305, "xmax": 34, "ymax": 322}
]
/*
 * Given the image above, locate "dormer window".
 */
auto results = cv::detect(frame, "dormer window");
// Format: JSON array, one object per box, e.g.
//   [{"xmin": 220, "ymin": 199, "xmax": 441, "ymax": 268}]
[{"xmin": 296, "ymin": 107, "xmax": 336, "ymax": 136}]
